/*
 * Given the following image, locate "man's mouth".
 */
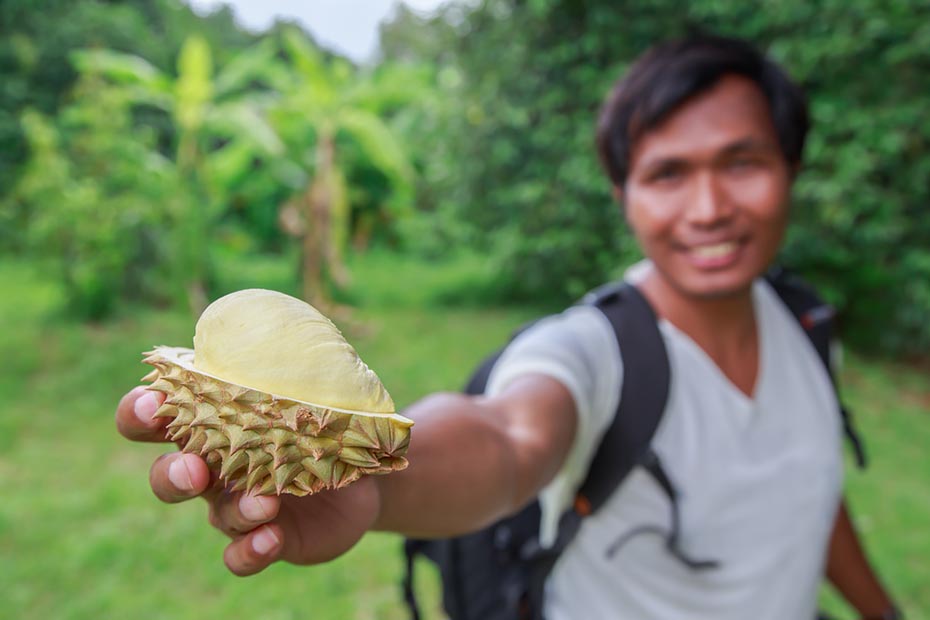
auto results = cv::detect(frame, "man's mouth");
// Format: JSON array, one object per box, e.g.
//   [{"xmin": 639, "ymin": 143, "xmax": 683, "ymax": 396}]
[
  {"xmin": 684, "ymin": 240, "xmax": 743, "ymax": 269},
  {"xmin": 690, "ymin": 241, "xmax": 740, "ymax": 259}
]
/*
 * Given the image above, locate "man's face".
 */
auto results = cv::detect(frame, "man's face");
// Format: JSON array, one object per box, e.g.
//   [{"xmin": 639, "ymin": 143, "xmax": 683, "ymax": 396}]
[{"xmin": 621, "ymin": 75, "xmax": 792, "ymax": 300}]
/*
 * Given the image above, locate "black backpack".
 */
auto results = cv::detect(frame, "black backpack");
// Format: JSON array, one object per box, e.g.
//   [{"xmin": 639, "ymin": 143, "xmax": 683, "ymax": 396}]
[{"xmin": 402, "ymin": 268, "xmax": 865, "ymax": 620}]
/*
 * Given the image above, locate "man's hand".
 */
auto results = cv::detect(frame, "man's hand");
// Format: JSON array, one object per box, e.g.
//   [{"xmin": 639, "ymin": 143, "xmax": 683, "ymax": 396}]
[{"xmin": 115, "ymin": 386, "xmax": 382, "ymax": 575}]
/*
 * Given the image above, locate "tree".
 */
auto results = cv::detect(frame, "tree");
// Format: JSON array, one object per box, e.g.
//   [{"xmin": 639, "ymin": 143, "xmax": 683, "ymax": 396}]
[
  {"xmin": 0, "ymin": 0, "xmax": 260, "ymax": 251},
  {"xmin": 265, "ymin": 27, "xmax": 417, "ymax": 307},
  {"xmin": 71, "ymin": 35, "xmax": 284, "ymax": 314},
  {"xmin": 7, "ymin": 73, "xmax": 174, "ymax": 319}
]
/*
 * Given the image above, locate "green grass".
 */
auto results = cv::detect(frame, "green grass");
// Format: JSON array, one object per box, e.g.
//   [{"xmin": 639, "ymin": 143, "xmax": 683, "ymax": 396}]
[
  {"xmin": 0, "ymin": 255, "xmax": 926, "ymax": 619},
  {"xmin": 819, "ymin": 352, "xmax": 930, "ymax": 618},
  {"xmin": 0, "ymin": 256, "xmax": 534, "ymax": 620}
]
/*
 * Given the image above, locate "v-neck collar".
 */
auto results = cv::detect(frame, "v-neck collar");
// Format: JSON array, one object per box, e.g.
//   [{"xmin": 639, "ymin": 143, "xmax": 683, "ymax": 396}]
[{"xmin": 657, "ymin": 281, "xmax": 767, "ymax": 409}]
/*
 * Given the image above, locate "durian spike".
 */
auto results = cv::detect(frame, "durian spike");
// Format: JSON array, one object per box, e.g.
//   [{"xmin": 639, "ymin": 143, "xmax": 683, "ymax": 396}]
[
  {"xmin": 340, "ymin": 447, "xmax": 383, "ymax": 469},
  {"xmin": 201, "ymin": 429, "xmax": 230, "ymax": 453},
  {"xmin": 274, "ymin": 462, "xmax": 304, "ymax": 494},
  {"xmin": 219, "ymin": 449, "xmax": 250, "ymax": 481},
  {"xmin": 246, "ymin": 449, "xmax": 274, "ymax": 474}
]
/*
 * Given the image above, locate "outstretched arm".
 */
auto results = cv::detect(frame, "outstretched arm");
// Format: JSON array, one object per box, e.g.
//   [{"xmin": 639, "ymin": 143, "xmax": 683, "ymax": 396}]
[
  {"xmin": 826, "ymin": 499, "xmax": 900, "ymax": 619},
  {"xmin": 116, "ymin": 373, "xmax": 577, "ymax": 575},
  {"xmin": 374, "ymin": 375, "xmax": 577, "ymax": 536}
]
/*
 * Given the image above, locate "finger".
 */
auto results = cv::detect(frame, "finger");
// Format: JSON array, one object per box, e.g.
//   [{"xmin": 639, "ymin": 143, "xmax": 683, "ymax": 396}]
[
  {"xmin": 116, "ymin": 386, "xmax": 168, "ymax": 442},
  {"xmin": 223, "ymin": 524, "xmax": 283, "ymax": 576},
  {"xmin": 209, "ymin": 490, "xmax": 281, "ymax": 537},
  {"xmin": 149, "ymin": 452, "xmax": 212, "ymax": 503}
]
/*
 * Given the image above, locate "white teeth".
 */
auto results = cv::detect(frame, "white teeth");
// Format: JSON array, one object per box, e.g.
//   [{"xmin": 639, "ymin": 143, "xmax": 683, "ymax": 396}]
[{"xmin": 691, "ymin": 241, "xmax": 738, "ymax": 259}]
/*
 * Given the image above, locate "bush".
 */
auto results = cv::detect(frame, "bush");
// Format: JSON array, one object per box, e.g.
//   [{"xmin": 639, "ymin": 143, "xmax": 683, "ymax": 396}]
[{"xmin": 6, "ymin": 79, "xmax": 176, "ymax": 319}]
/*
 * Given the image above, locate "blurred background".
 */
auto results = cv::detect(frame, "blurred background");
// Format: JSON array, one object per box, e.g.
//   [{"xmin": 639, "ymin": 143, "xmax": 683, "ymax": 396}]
[{"xmin": 1, "ymin": 0, "xmax": 927, "ymax": 618}]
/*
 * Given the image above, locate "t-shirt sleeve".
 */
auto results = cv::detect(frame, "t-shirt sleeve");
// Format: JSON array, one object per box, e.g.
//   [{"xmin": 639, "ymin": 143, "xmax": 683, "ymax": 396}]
[{"xmin": 485, "ymin": 305, "xmax": 623, "ymax": 547}]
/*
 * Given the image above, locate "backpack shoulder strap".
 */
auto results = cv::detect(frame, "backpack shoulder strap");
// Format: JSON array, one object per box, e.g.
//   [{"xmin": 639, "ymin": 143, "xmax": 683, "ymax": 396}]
[
  {"xmin": 765, "ymin": 267, "xmax": 867, "ymax": 468},
  {"xmin": 575, "ymin": 282, "xmax": 717, "ymax": 570},
  {"xmin": 765, "ymin": 267, "xmax": 834, "ymax": 368},
  {"xmin": 465, "ymin": 280, "xmax": 673, "ymax": 511},
  {"xmin": 577, "ymin": 281, "xmax": 671, "ymax": 510},
  {"xmin": 526, "ymin": 282, "xmax": 716, "ymax": 618}
]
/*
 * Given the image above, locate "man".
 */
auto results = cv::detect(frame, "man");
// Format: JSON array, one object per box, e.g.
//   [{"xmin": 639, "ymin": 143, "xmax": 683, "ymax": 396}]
[{"xmin": 116, "ymin": 35, "xmax": 901, "ymax": 619}]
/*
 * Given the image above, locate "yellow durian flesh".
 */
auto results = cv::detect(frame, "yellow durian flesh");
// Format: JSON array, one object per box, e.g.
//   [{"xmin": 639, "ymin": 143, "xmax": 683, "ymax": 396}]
[{"xmin": 193, "ymin": 289, "xmax": 394, "ymax": 414}]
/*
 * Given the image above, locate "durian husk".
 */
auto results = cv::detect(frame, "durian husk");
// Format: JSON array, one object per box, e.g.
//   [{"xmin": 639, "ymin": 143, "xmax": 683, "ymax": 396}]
[{"xmin": 142, "ymin": 346, "xmax": 413, "ymax": 496}]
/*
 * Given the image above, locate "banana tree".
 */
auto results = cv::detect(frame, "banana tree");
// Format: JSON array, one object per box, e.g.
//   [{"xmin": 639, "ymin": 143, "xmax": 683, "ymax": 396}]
[
  {"xmin": 266, "ymin": 27, "xmax": 418, "ymax": 307},
  {"xmin": 71, "ymin": 36, "xmax": 284, "ymax": 315}
]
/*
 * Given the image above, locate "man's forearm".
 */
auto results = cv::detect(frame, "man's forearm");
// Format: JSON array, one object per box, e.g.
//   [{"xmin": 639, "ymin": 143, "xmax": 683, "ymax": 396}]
[
  {"xmin": 371, "ymin": 377, "xmax": 577, "ymax": 538},
  {"xmin": 826, "ymin": 499, "xmax": 896, "ymax": 617}
]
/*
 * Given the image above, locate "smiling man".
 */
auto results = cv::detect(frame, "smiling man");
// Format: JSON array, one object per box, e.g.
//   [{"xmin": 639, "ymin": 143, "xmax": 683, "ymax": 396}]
[{"xmin": 116, "ymin": 35, "xmax": 900, "ymax": 619}]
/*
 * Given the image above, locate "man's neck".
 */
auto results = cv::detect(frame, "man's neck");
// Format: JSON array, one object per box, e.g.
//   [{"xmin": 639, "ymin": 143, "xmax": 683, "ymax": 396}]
[{"xmin": 638, "ymin": 268, "xmax": 759, "ymax": 396}]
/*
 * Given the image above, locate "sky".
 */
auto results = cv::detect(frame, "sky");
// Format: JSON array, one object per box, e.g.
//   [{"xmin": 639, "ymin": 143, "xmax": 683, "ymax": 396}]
[{"xmin": 185, "ymin": 0, "xmax": 449, "ymax": 63}]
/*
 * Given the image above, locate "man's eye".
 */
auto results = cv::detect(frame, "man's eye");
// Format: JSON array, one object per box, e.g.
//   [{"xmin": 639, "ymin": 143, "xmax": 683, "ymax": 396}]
[
  {"xmin": 651, "ymin": 166, "xmax": 683, "ymax": 182},
  {"xmin": 727, "ymin": 157, "xmax": 760, "ymax": 171}
]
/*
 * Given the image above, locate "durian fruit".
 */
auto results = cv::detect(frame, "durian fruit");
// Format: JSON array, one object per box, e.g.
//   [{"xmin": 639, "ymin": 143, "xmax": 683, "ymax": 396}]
[{"xmin": 142, "ymin": 289, "xmax": 412, "ymax": 496}]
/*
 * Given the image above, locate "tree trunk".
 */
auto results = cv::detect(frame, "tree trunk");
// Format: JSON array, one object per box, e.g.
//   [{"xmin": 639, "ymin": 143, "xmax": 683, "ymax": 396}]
[{"xmin": 302, "ymin": 132, "xmax": 335, "ymax": 305}]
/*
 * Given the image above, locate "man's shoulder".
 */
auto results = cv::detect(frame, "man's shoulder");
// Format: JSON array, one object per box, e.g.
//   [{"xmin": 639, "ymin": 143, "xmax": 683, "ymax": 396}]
[
  {"xmin": 485, "ymin": 302, "xmax": 623, "ymax": 414},
  {"xmin": 497, "ymin": 304, "xmax": 620, "ymax": 372}
]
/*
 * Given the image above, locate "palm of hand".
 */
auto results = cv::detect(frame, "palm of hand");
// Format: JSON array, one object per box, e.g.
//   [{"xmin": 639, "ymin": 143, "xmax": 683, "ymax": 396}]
[{"xmin": 273, "ymin": 477, "xmax": 381, "ymax": 566}]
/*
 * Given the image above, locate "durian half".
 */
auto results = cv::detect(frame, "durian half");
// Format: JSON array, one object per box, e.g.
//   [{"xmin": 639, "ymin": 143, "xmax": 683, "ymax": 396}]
[{"xmin": 142, "ymin": 289, "xmax": 412, "ymax": 496}]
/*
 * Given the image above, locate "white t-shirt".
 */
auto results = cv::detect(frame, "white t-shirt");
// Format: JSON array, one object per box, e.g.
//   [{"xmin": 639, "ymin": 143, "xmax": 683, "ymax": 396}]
[{"xmin": 486, "ymin": 275, "xmax": 844, "ymax": 620}]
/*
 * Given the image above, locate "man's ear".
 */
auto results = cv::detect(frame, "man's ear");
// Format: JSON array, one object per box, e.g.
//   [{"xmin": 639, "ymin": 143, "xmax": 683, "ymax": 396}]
[
  {"xmin": 612, "ymin": 186, "xmax": 627, "ymax": 223},
  {"xmin": 612, "ymin": 185, "xmax": 624, "ymax": 204},
  {"xmin": 613, "ymin": 185, "xmax": 634, "ymax": 229}
]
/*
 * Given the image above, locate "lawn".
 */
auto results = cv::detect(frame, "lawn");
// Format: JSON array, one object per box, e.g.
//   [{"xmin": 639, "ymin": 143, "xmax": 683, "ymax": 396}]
[{"xmin": 0, "ymin": 256, "xmax": 926, "ymax": 619}]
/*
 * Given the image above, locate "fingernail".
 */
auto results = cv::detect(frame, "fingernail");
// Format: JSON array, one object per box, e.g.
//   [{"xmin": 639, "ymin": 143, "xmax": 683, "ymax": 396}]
[
  {"xmin": 239, "ymin": 494, "xmax": 273, "ymax": 522},
  {"xmin": 168, "ymin": 456, "xmax": 194, "ymax": 492},
  {"xmin": 252, "ymin": 526, "xmax": 279, "ymax": 556},
  {"xmin": 134, "ymin": 391, "xmax": 159, "ymax": 424}
]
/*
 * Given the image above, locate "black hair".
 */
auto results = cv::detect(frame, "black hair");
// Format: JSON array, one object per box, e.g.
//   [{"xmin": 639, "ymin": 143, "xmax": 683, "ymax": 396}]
[{"xmin": 595, "ymin": 35, "xmax": 809, "ymax": 187}]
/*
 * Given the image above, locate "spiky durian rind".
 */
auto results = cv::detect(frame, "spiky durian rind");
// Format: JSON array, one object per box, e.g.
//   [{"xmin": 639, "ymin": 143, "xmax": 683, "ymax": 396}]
[{"xmin": 142, "ymin": 346, "xmax": 412, "ymax": 496}]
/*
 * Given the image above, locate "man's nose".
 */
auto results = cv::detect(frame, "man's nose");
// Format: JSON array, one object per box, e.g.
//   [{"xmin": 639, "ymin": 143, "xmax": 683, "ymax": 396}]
[{"xmin": 686, "ymin": 171, "xmax": 732, "ymax": 226}]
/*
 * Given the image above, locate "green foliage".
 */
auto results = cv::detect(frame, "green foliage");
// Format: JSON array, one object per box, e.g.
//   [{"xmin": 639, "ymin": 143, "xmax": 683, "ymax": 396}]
[
  {"xmin": 384, "ymin": 0, "xmax": 637, "ymax": 303},
  {"xmin": 3, "ymin": 0, "xmax": 929, "ymax": 354},
  {"xmin": 7, "ymin": 78, "xmax": 174, "ymax": 319},
  {"xmin": 259, "ymin": 26, "xmax": 424, "ymax": 301},
  {"xmin": 766, "ymin": 2, "xmax": 930, "ymax": 354},
  {"xmin": 382, "ymin": 0, "xmax": 930, "ymax": 354},
  {"xmin": 68, "ymin": 35, "xmax": 289, "ymax": 314},
  {"xmin": 0, "ymin": 0, "xmax": 259, "ymax": 249},
  {"xmin": 4, "ymin": 2, "xmax": 425, "ymax": 317}
]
